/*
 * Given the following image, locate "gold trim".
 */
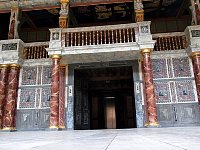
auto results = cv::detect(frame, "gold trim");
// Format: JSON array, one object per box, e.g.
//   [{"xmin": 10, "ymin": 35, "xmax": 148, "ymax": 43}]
[
  {"xmin": 0, "ymin": 64, "xmax": 9, "ymax": 68},
  {"xmin": 141, "ymin": 48, "xmax": 152, "ymax": 54},
  {"xmin": 60, "ymin": 0, "xmax": 69, "ymax": 3},
  {"xmin": 60, "ymin": 64, "xmax": 66, "ymax": 68},
  {"xmin": 10, "ymin": 64, "xmax": 20, "ymax": 69},
  {"xmin": 191, "ymin": 52, "xmax": 200, "ymax": 57},
  {"xmin": 50, "ymin": 54, "xmax": 62, "ymax": 59},
  {"xmin": 135, "ymin": 10, "xmax": 144, "ymax": 13},
  {"xmin": 49, "ymin": 125, "xmax": 59, "ymax": 129},
  {"xmin": 2, "ymin": 127, "xmax": 16, "ymax": 131},
  {"xmin": 145, "ymin": 122, "xmax": 160, "ymax": 127},
  {"xmin": 59, "ymin": 126, "xmax": 65, "ymax": 129}
]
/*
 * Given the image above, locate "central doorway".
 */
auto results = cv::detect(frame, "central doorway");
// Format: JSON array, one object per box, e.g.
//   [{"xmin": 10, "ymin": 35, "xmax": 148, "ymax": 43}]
[{"xmin": 74, "ymin": 66, "xmax": 137, "ymax": 129}]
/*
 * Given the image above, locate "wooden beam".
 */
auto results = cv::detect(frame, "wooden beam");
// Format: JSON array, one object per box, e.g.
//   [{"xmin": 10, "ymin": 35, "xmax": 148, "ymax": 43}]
[
  {"xmin": 176, "ymin": 0, "xmax": 186, "ymax": 18},
  {"xmin": 23, "ymin": 12, "xmax": 37, "ymax": 29}
]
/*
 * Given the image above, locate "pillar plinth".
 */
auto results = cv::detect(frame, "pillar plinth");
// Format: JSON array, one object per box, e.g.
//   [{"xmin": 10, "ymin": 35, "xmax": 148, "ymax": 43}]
[
  {"xmin": 141, "ymin": 49, "xmax": 159, "ymax": 127},
  {"xmin": 0, "ymin": 65, "xmax": 9, "ymax": 129},
  {"xmin": 49, "ymin": 55, "xmax": 62, "ymax": 129},
  {"xmin": 191, "ymin": 52, "xmax": 200, "ymax": 105},
  {"xmin": 2, "ymin": 64, "xmax": 20, "ymax": 131}
]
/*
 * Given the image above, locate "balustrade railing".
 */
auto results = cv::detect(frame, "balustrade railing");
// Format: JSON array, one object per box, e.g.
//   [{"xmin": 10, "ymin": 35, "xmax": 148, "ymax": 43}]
[
  {"xmin": 153, "ymin": 32, "xmax": 187, "ymax": 51},
  {"xmin": 63, "ymin": 23, "xmax": 137, "ymax": 47},
  {"xmin": 23, "ymin": 42, "xmax": 49, "ymax": 59}
]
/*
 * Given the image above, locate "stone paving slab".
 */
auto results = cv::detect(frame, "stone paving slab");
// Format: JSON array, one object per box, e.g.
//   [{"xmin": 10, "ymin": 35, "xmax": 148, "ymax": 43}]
[{"xmin": 0, "ymin": 127, "xmax": 200, "ymax": 150}]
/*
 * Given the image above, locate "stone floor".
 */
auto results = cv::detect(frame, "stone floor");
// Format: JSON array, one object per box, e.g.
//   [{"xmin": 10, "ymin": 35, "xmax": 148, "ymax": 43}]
[{"xmin": 0, "ymin": 127, "xmax": 200, "ymax": 150}]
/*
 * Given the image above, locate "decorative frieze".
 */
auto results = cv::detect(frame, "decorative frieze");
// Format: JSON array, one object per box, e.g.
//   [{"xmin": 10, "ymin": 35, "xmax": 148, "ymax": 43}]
[
  {"xmin": 2, "ymin": 43, "xmax": 17, "ymax": 51},
  {"xmin": 152, "ymin": 59, "xmax": 168, "ymax": 79},
  {"xmin": 21, "ymin": 66, "xmax": 37, "ymax": 85},
  {"xmin": 41, "ymin": 87, "xmax": 51, "ymax": 108},
  {"xmin": 172, "ymin": 57, "xmax": 191, "ymax": 78},
  {"xmin": 191, "ymin": 30, "xmax": 200, "ymax": 37},
  {"xmin": 175, "ymin": 81, "xmax": 195, "ymax": 102},
  {"xmin": 154, "ymin": 81, "xmax": 171, "ymax": 103},
  {"xmin": 42, "ymin": 66, "xmax": 52, "ymax": 85},
  {"xmin": 19, "ymin": 88, "xmax": 36, "ymax": 109}
]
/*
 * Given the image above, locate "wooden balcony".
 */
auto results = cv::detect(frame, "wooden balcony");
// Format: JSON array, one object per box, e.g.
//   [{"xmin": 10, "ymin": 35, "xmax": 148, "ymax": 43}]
[
  {"xmin": 63, "ymin": 23, "xmax": 136, "ymax": 47},
  {"xmin": 22, "ymin": 24, "xmax": 188, "ymax": 60},
  {"xmin": 153, "ymin": 32, "xmax": 187, "ymax": 51},
  {"xmin": 23, "ymin": 42, "xmax": 49, "ymax": 59}
]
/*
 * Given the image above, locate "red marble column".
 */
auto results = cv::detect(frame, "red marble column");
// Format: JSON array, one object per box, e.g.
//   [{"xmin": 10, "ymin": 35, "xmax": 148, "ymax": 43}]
[
  {"xmin": 2, "ymin": 64, "xmax": 20, "ymax": 131},
  {"xmin": 49, "ymin": 55, "xmax": 61, "ymax": 129},
  {"xmin": 59, "ymin": 65, "xmax": 66, "ymax": 129},
  {"xmin": 141, "ymin": 49, "xmax": 159, "ymax": 127},
  {"xmin": 0, "ymin": 65, "xmax": 9, "ymax": 129},
  {"xmin": 192, "ymin": 52, "xmax": 200, "ymax": 105}
]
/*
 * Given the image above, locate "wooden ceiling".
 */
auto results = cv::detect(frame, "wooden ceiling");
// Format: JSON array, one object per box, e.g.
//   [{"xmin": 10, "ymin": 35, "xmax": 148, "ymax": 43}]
[{"xmin": 18, "ymin": 0, "xmax": 190, "ymax": 29}]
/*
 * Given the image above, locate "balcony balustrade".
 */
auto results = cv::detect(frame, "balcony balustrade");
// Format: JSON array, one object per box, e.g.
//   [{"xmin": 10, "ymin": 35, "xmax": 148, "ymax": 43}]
[{"xmin": 21, "ymin": 23, "xmax": 188, "ymax": 60}]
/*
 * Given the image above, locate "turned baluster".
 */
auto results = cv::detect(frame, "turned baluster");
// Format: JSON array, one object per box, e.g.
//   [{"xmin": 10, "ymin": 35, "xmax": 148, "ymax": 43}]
[
  {"xmin": 93, "ymin": 31, "xmax": 95, "ymax": 45},
  {"xmin": 164, "ymin": 37, "xmax": 168, "ymax": 50},
  {"xmin": 40, "ymin": 46, "xmax": 43, "ymax": 58},
  {"xmin": 177, "ymin": 36, "xmax": 181, "ymax": 49},
  {"xmin": 158, "ymin": 38, "xmax": 162, "ymax": 51},
  {"xmin": 111, "ymin": 30, "xmax": 114, "ymax": 44},
  {"xmin": 104, "ymin": 30, "xmax": 107, "ymax": 44},
  {"xmin": 96, "ymin": 31, "xmax": 99, "ymax": 45},
  {"xmin": 66, "ymin": 33, "xmax": 69, "ymax": 47},
  {"xmin": 182, "ymin": 36, "xmax": 187, "ymax": 49},
  {"xmin": 127, "ymin": 28, "xmax": 130, "ymax": 42},
  {"xmin": 154, "ymin": 39, "xmax": 158, "ymax": 51},
  {"xmin": 81, "ymin": 32, "xmax": 84, "ymax": 46},
  {"xmin": 171, "ymin": 36, "xmax": 175, "ymax": 50},
  {"xmin": 77, "ymin": 32, "xmax": 80, "ymax": 46},
  {"xmin": 85, "ymin": 32, "xmax": 88, "ymax": 46},
  {"xmin": 25, "ymin": 48, "xmax": 29, "ymax": 59},
  {"xmin": 123, "ymin": 29, "xmax": 126, "ymax": 43},
  {"xmin": 108, "ymin": 30, "xmax": 111, "ymax": 44},
  {"xmin": 119, "ymin": 29, "xmax": 122, "ymax": 43},
  {"xmin": 130, "ymin": 28, "xmax": 134, "ymax": 42},
  {"xmin": 89, "ymin": 32, "xmax": 92, "ymax": 45}
]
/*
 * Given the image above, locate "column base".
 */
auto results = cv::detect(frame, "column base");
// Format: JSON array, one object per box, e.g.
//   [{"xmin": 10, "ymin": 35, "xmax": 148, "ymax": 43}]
[
  {"xmin": 48, "ymin": 126, "xmax": 59, "ymax": 131},
  {"xmin": 145, "ymin": 122, "xmax": 160, "ymax": 128},
  {"xmin": 1, "ymin": 127, "xmax": 17, "ymax": 132},
  {"xmin": 58, "ymin": 126, "xmax": 66, "ymax": 130}
]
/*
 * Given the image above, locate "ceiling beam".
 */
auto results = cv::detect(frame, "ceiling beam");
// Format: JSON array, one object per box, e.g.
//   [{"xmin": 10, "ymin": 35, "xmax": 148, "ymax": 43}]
[
  {"xmin": 176, "ymin": 0, "xmax": 186, "ymax": 18},
  {"xmin": 23, "ymin": 12, "xmax": 37, "ymax": 29}
]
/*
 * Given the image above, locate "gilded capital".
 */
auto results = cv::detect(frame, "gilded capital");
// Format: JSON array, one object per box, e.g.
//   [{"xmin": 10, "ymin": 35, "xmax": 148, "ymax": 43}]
[
  {"xmin": 60, "ymin": 0, "xmax": 69, "ymax": 3},
  {"xmin": 10, "ymin": 64, "xmax": 20, "ymax": 69},
  {"xmin": 141, "ymin": 48, "xmax": 152, "ymax": 54},
  {"xmin": 0, "ymin": 64, "xmax": 9, "ymax": 68},
  {"xmin": 191, "ymin": 52, "xmax": 200, "ymax": 57},
  {"xmin": 50, "ymin": 54, "xmax": 62, "ymax": 59}
]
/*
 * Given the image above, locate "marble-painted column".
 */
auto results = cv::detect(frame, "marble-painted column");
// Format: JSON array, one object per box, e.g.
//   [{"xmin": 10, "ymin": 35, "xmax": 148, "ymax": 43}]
[
  {"xmin": 141, "ymin": 49, "xmax": 159, "ymax": 127},
  {"xmin": 2, "ymin": 64, "xmax": 20, "ymax": 131},
  {"xmin": 0, "ymin": 65, "xmax": 9, "ymax": 129},
  {"xmin": 191, "ymin": 52, "xmax": 200, "ymax": 105},
  {"xmin": 49, "ymin": 55, "xmax": 61, "ymax": 129},
  {"xmin": 59, "ymin": 65, "xmax": 66, "ymax": 129}
]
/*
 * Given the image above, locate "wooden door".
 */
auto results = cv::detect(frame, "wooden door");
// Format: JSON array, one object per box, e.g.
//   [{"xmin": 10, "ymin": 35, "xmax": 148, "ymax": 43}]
[{"xmin": 105, "ymin": 99, "xmax": 116, "ymax": 129}]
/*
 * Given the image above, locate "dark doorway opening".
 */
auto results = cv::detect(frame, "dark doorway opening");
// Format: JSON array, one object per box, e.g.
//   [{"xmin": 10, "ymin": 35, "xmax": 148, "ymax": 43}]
[{"xmin": 74, "ymin": 66, "xmax": 137, "ymax": 129}]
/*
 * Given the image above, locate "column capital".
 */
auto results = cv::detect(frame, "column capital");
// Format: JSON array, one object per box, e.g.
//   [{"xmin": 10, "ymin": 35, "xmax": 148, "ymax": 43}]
[
  {"xmin": 191, "ymin": 51, "xmax": 200, "ymax": 56},
  {"xmin": 50, "ymin": 54, "xmax": 62, "ymax": 59},
  {"xmin": 60, "ymin": 64, "xmax": 66, "ymax": 68},
  {"xmin": 10, "ymin": 64, "xmax": 20, "ymax": 69},
  {"xmin": 141, "ymin": 48, "xmax": 152, "ymax": 54},
  {"xmin": 0, "ymin": 64, "xmax": 9, "ymax": 68},
  {"xmin": 60, "ymin": 0, "xmax": 69, "ymax": 3}
]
